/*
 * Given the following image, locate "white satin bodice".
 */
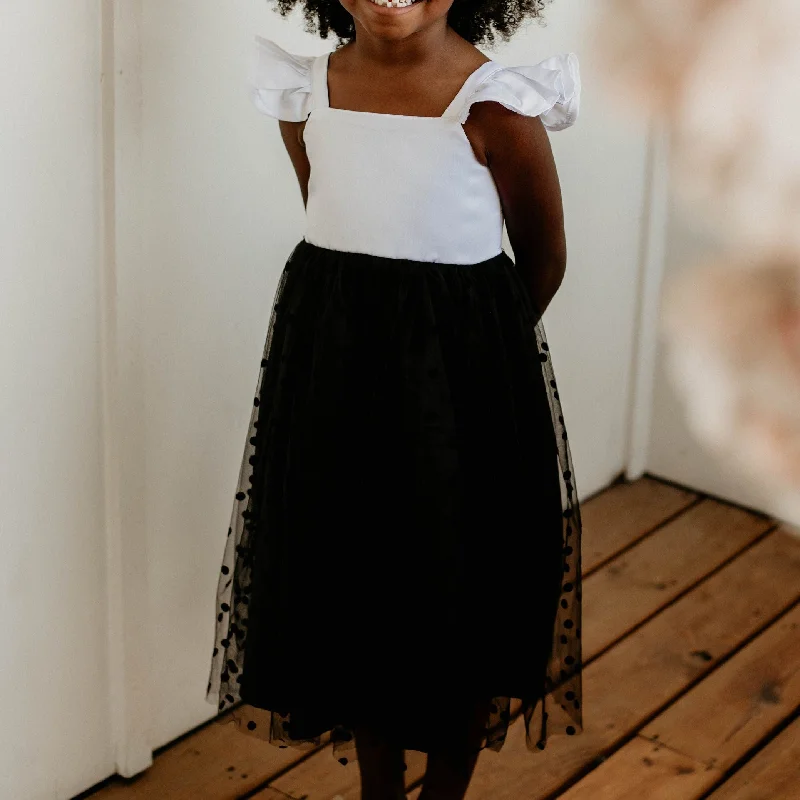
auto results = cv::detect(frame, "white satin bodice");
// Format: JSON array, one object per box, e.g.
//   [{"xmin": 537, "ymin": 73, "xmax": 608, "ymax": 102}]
[{"xmin": 251, "ymin": 37, "xmax": 581, "ymax": 264}]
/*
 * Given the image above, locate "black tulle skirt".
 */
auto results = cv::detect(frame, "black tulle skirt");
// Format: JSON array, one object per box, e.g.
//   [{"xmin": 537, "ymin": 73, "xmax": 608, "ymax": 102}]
[{"xmin": 206, "ymin": 239, "xmax": 583, "ymax": 764}]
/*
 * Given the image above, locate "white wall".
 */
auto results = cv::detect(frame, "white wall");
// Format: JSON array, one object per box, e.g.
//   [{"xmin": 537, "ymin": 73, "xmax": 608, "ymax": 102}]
[
  {"xmin": 0, "ymin": 3, "xmax": 115, "ymax": 798},
  {"xmin": 647, "ymin": 186, "xmax": 786, "ymax": 517},
  {"xmin": 138, "ymin": 0, "xmax": 652, "ymax": 751}
]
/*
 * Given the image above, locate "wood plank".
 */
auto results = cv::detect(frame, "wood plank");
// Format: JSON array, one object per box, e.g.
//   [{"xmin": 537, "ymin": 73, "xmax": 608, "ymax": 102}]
[
  {"xmin": 580, "ymin": 477, "xmax": 698, "ymax": 572},
  {"xmin": 639, "ymin": 601, "xmax": 800, "ymax": 769},
  {"xmin": 457, "ymin": 529, "xmax": 800, "ymax": 799},
  {"xmin": 255, "ymin": 749, "xmax": 427, "ymax": 800},
  {"xmin": 262, "ymin": 479, "xmax": 700, "ymax": 799},
  {"xmin": 88, "ymin": 718, "xmax": 315, "ymax": 799},
  {"xmin": 551, "ymin": 736, "xmax": 715, "ymax": 800},
  {"xmin": 559, "ymin": 602, "xmax": 800, "ymax": 798},
  {"xmin": 583, "ymin": 500, "xmax": 771, "ymax": 658},
  {"xmin": 707, "ymin": 715, "xmax": 800, "ymax": 799}
]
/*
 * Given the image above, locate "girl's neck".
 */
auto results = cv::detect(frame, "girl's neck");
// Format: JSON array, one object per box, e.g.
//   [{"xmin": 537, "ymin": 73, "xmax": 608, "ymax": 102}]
[{"xmin": 342, "ymin": 22, "xmax": 462, "ymax": 71}]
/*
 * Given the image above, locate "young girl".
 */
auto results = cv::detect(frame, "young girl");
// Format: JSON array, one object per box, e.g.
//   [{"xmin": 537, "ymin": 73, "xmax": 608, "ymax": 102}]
[{"xmin": 207, "ymin": 1, "xmax": 583, "ymax": 797}]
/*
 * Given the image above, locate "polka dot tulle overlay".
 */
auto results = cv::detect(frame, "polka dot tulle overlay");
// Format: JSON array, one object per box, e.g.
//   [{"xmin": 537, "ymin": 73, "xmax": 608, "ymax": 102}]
[{"xmin": 205, "ymin": 240, "xmax": 583, "ymax": 764}]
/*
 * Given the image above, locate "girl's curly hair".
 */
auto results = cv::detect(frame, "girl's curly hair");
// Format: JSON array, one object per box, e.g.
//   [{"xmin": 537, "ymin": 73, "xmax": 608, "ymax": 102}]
[{"xmin": 271, "ymin": 0, "xmax": 551, "ymax": 46}]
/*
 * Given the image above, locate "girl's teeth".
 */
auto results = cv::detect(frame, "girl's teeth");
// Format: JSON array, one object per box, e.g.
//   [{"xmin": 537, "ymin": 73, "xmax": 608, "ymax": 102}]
[{"xmin": 370, "ymin": 0, "xmax": 419, "ymax": 7}]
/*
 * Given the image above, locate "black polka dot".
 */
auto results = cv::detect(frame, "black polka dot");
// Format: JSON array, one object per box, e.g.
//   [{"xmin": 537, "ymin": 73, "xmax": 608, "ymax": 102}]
[
  {"xmin": 253, "ymin": 397, "xmax": 260, "ymax": 407},
  {"xmin": 566, "ymin": 726, "xmax": 576, "ymax": 735},
  {"xmin": 564, "ymin": 619, "xmax": 574, "ymax": 629},
  {"xmin": 339, "ymin": 757, "xmax": 348, "ymax": 766},
  {"xmin": 247, "ymin": 720, "xmax": 257, "ymax": 730},
  {"xmin": 560, "ymin": 599, "xmax": 568, "ymax": 609},
  {"xmin": 563, "ymin": 582, "xmax": 574, "ymax": 592},
  {"xmin": 221, "ymin": 565, "xmax": 230, "ymax": 575},
  {"xmin": 565, "ymin": 691, "xmax": 575, "ymax": 700}
]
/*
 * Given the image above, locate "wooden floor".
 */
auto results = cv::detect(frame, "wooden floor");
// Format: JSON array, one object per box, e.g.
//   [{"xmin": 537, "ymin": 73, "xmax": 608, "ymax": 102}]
[{"xmin": 84, "ymin": 476, "xmax": 800, "ymax": 800}]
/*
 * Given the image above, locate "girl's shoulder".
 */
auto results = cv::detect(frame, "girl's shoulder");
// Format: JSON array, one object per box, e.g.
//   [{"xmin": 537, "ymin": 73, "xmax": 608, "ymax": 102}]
[{"xmin": 249, "ymin": 35, "xmax": 581, "ymax": 131}]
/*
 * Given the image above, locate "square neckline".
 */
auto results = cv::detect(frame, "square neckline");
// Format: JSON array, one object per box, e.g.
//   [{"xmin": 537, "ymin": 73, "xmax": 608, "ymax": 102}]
[{"xmin": 314, "ymin": 51, "xmax": 501, "ymax": 121}]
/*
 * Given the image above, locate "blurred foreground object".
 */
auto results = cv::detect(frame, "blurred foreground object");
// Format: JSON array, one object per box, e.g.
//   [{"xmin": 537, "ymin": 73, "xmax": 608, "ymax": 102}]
[{"xmin": 592, "ymin": 0, "xmax": 800, "ymax": 529}]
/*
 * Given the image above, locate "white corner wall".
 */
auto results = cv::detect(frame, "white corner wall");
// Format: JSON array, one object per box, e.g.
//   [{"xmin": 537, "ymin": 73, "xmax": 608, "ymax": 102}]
[
  {"xmin": 0, "ymin": 3, "xmax": 116, "ymax": 798},
  {"xmin": 0, "ymin": 1, "xmax": 657, "ymax": 796}
]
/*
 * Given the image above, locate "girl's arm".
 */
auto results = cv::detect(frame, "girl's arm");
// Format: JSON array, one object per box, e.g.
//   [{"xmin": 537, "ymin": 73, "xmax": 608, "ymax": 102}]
[
  {"xmin": 464, "ymin": 102, "xmax": 568, "ymax": 320},
  {"xmin": 278, "ymin": 120, "xmax": 311, "ymax": 207}
]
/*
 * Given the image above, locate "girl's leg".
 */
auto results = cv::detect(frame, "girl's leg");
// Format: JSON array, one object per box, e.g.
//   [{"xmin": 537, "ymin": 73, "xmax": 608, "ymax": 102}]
[
  {"xmin": 417, "ymin": 698, "xmax": 492, "ymax": 800},
  {"xmin": 353, "ymin": 723, "xmax": 407, "ymax": 800}
]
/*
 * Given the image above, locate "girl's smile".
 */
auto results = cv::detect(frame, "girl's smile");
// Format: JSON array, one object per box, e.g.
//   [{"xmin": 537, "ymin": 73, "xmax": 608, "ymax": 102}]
[{"xmin": 362, "ymin": 0, "xmax": 429, "ymax": 14}]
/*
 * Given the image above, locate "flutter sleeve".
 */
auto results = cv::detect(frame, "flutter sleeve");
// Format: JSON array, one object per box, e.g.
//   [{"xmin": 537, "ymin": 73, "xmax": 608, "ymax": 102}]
[
  {"xmin": 459, "ymin": 53, "xmax": 581, "ymax": 131},
  {"xmin": 250, "ymin": 35, "xmax": 316, "ymax": 122}
]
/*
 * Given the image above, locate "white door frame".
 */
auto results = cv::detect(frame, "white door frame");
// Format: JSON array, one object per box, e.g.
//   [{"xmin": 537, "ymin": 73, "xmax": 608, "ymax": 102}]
[
  {"xmin": 624, "ymin": 122, "xmax": 671, "ymax": 480},
  {"xmin": 101, "ymin": 0, "xmax": 154, "ymax": 777}
]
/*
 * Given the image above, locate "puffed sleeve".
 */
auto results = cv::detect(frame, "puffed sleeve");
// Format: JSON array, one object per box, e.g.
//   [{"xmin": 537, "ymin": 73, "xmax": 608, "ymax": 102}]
[
  {"xmin": 250, "ymin": 35, "xmax": 316, "ymax": 122},
  {"xmin": 459, "ymin": 53, "xmax": 581, "ymax": 131}
]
